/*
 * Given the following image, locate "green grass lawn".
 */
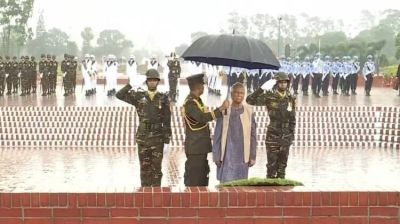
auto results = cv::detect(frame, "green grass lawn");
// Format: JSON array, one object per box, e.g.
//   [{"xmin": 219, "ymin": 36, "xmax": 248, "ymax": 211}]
[{"xmin": 219, "ymin": 177, "xmax": 303, "ymax": 187}]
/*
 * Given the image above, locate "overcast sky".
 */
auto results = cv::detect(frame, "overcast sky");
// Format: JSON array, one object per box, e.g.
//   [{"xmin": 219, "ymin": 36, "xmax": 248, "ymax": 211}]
[{"xmin": 30, "ymin": 0, "xmax": 400, "ymax": 53}]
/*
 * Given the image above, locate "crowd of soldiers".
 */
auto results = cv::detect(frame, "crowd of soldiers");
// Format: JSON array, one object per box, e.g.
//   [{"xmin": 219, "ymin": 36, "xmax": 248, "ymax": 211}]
[
  {"xmin": 277, "ymin": 54, "xmax": 376, "ymax": 97},
  {"xmin": 0, "ymin": 54, "xmax": 78, "ymax": 97},
  {"xmin": 222, "ymin": 54, "xmax": 377, "ymax": 97},
  {"xmin": 0, "ymin": 55, "xmax": 38, "ymax": 96}
]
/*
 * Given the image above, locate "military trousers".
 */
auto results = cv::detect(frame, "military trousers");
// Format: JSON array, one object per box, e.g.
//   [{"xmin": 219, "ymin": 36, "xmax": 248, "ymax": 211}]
[
  {"xmin": 0, "ymin": 75, "xmax": 5, "ymax": 94},
  {"xmin": 266, "ymin": 145, "xmax": 290, "ymax": 179},
  {"xmin": 137, "ymin": 143, "xmax": 163, "ymax": 187},
  {"xmin": 168, "ymin": 74, "xmax": 178, "ymax": 101},
  {"xmin": 184, "ymin": 154, "xmax": 210, "ymax": 186}
]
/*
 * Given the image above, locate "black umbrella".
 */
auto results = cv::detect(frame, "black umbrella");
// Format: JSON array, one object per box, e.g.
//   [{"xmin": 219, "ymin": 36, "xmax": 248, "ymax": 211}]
[
  {"xmin": 182, "ymin": 34, "xmax": 280, "ymax": 70},
  {"xmin": 182, "ymin": 34, "xmax": 280, "ymax": 103}
]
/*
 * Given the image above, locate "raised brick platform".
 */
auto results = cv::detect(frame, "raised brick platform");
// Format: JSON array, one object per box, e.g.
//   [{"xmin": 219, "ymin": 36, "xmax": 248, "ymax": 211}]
[{"xmin": 0, "ymin": 189, "xmax": 398, "ymax": 224}]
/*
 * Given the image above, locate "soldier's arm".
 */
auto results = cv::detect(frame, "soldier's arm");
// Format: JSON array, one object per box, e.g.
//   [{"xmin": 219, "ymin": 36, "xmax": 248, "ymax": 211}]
[
  {"xmin": 246, "ymin": 88, "xmax": 266, "ymax": 106},
  {"xmin": 162, "ymin": 95, "xmax": 172, "ymax": 144},
  {"xmin": 288, "ymin": 96, "xmax": 296, "ymax": 138},
  {"xmin": 185, "ymin": 100, "xmax": 222, "ymax": 124},
  {"xmin": 115, "ymin": 84, "xmax": 137, "ymax": 106}
]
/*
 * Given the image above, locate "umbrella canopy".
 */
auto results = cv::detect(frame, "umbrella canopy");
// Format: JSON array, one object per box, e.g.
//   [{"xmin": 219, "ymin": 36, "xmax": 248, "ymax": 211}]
[{"xmin": 182, "ymin": 34, "xmax": 280, "ymax": 70}]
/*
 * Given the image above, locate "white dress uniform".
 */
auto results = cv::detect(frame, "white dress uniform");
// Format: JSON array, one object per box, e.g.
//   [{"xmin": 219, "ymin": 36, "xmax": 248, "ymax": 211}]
[{"xmin": 126, "ymin": 57, "xmax": 138, "ymax": 87}]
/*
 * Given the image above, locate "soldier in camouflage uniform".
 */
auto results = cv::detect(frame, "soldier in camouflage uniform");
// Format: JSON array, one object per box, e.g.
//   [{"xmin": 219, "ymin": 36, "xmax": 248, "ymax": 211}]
[
  {"xmin": 62, "ymin": 54, "xmax": 75, "ymax": 96},
  {"xmin": 50, "ymin": 55, "xmax": 58, "ymax": 94},
  {"xmin": 182, "ymin": 74, "xmax": 229, "ymax": 186},
  {"xmin": 30, "ymin": 56, "xmax": 37, "ymax": 94},
  {"xmin": 246, "ymin": 72, "xmax": 296, "ymax": 179},
  {"xmin": 20, "ymin": 56, "xmax": 31, "ymax": 96},
  {"xmin": 167, "ymin": 52, "xmax": 181, "ymax": 102},
  {"xmin": 10, "ymin": 56, "xmax": 19, "ymax": 94},
  {"xmin": 116, "ymin": 69, "xmax": 171, "ymax": 187},
  {"xmin": 39, "ymin": 54, "xmax": 49, "ymax": 96},
  {"xmin": 0, "ymin": 56, "xmax": 5, "ymax": 96},
  {"xmin": 5, "ymin": 56, "xmax": 12, "ymax": 95}
]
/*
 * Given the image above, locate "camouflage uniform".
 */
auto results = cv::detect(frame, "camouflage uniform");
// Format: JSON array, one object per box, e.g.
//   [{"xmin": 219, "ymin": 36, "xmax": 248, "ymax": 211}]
[
  {"xmin": 246, "ymin": 73, "xmax": 296, "ymax": 179},
  {"xmin": 0, "ymin": 57, "xmax": 5, "ymax": 96},
  {"xmin": 20, "ymin": 56, "xmax": 31, "ymax": 96},
  {"xmin": 10, "ymin": 57, "xmax": 19, "ymax": 94},
  {"xmin": 39, "ymin": 54, "xmax": 49, "ymax": 96},
  {"xmin": 4, "ymin": 56, "xmax": 12, "ymax": 95},
  {"xmin": 30, "ymin": 56, "xmax": 37, "ymax": 94},
  {"xmin": 167, "ymin": 53, "xmax": 181, "ymax": 102},
  {"xmin": 50, "ymin": 55, "xmax": 58, "ymax": 94},
  {"xmin": 183, "ymin": 74, "xmax": 223, "ymax": 186},
  {"xmin": 116, "ymin": 69, "xmax": 171, "ymax": 186}
]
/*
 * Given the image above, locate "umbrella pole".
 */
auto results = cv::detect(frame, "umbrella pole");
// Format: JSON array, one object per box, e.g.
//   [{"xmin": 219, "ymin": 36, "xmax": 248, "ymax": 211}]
[
  {"xmin": 226, "ymin": 66, "xmax": 232, "ymax": 100},
  {"xmin": 224, "ymin": 66, "xmax": 232, "ymax": 115}
]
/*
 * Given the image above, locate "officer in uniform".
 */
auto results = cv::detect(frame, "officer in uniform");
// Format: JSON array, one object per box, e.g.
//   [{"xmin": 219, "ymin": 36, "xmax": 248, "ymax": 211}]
[
  {"xmin": 61, "ymin": 54, "xmax": 71, "ymax": 96},
  {"xmin": 4, "ymin": 56, "xmax": 12, "ymax": 95},
  {"xmin": 51, "ymin": 55, "xmax": 58, "ymax": 94},
  {"xmin": 362, "ymin": 55, "xmax": 376, "ymax": 96},
  {"xmin": 351, "ymin": 56, "xmax": 360, "ymax": 95},
  {"xmin": 246, "ymin": 72, "xmax": 296, "ymax": 179},
  {"xmin": 116, "ymin": 69, "xmax": 171, "ymax": 187},
  {"xmin": 39, "ymin": 54, "xmax": 49, "ymax": 96},
  {"xmin": 183, "ymin": 73, "xmax": 229, "ymax": 186},
  {"xmin": 0, "ymin": 56, "xmax": 5, "ymax": 96},
  {"xmin": 9, "ymin": 56, "xmax": 19, "ymax": 94},
  {"xmin": 30, "ymin": 56, "xmax": 37, "ymax": 94},
  {"xmin": 331, "ymin": 57, "xmax": 341, "ymax": 95},
  {"xmin": 20, "ymin": 56, "xmax": 30, "ymax": 96},
  {"xmin": 167, "ymin": 52, "xmax": 181, "ymax": 102}
]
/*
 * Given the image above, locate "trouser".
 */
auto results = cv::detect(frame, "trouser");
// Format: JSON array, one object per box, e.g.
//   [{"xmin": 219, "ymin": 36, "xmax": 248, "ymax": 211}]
[
  {"xmin": 321, "ymin": 74, "xmax": 330, "ymax": 95},
  {"xmin": 365, "ymin": 73, "xmax": 373, "ymax": 94},
  {"xmin": 12, "ymin": 75, "xmax": 19, "ymax": 93},
  {"xmin": 332, "ymin": 74, "xmax": 340, "ymax": 93},
  {"xmin": 350, "ymin": 73, "xmax": 358, "ymax": 92},
  {"xmin": 168, "ymin": 74, "xmax": 178, "ymax": 102},
  {"xmin": 246, "ymin": 76, "xmax": 253, "ymax": 91},
  {"xmin": 343, "ymin": 75, "xmax": 351, "ymax": 95},
  {"xmin": 6, "ymin": 75, "xmax": 13, "ymax": 93},
  {"xmin": 137, "ymin": 143, "xmax": 164, "ymax": 187},
  {"xmin": 0, "ymin": 75, "xmax": 5, "ymax": 95},
  {"xmin": 184, "ymin": 154, "xmax": 210, "ymax": 186},
  {"xmin": 302, "ymin": 75, "xmax": 310, "ymax": 94},
  {"xmin": 312, "ymin": 73, "xmax": 322, "ymax": 95},
  {"xmin": 266, "ymin": 145, "xmax": 290, "ymax": 179},
  {"xmin": 292, "ymin": 75, "xmax": 301, "ymax": 94}
]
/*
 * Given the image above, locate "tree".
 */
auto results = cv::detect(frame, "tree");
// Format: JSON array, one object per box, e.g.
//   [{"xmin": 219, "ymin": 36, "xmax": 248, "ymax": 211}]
[
  {"xmin": 81, "ymin": 27, "xmax": 94, "ymax": 55},
  {"xmin": 46, "ymin": 28, "xmax": 69, "ymax": 56},
  {"xmin": 359, "ymin": 10, "xmax": 377, "ymax": 30},
  {"xmin": 95, "ymin": 29, "xmax": 133, "ymax": 57},
  {"xmin": 0, "ymin": 0, "xmax": 35, "ymax": 55},
  {"xmin": 66, "ymin": 41, "xmax": 79, "ymax": 56},
  {"xmin": 395, "ymin": 33, "xmax": 400, "ymax": 60}
]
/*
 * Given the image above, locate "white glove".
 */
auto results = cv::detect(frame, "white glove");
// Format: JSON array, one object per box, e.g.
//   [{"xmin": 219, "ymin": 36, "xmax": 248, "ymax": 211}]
[
  {"xmin": 63, "ymin": 72, "xmax": 67, "ymax": 78},
  {"xmin": 261, "ymin": 79, "xmax": 277, "ymax": 91},
  {"xmin": 40, "ymin": 73, "xmax": 43, "ymax": 79},
  {"xmin": 18, "ymin": 73, "xmax": 21, "ymax": 78},
  {"xmin": 163, "ymin": 144, "xmax": 170, "ymax": 154},
  {"xmin": 5, "ymin": 74, "xmax": 8, "ymax": 78}
]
